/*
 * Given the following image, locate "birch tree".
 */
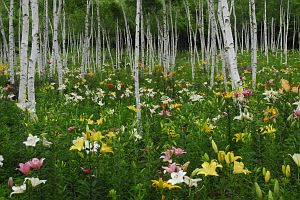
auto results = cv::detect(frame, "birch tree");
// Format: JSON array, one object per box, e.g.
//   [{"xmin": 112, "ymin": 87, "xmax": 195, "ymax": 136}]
[
  {"xmin": 218, "ymin": 0, "xmax": 241, "ymax": 89},
  {"xmin": 51, "ymin": 0, "xmax": 63, "ymax": 88},
  {"xmin": 0, "ymin": 15, "xmax": 8, "ymax": 64},
  {"xmin": 134, "ymin": 0, "xmax": 142, "ymax": 133},
  {"xmin": 27, "ymin": 0, "xmax": 39, "ymax": 118},
  {"xmin": 81, "ymin": 0, "xmax": 92, "ymax": 74},
  {"xmin": 284, "ymin": 0, "xmax": 290, "ymax": 65},
  {"xmin": 18, "ymin": 0, "xmax": 29, "ymax": 109},
  {"xmin": 208, "ymin": 0, "xmax": 217, "ymax": 88},
  {"xmin": 9, "ymin": 0, "xmax": 15, "ymax": 84},
  {"xmin": 264, "ymin": 0, "xmax": 268, "ymax": 63},
  {"xmin": 249, "ymin": 0, "xmax": 257, "ymax": 88}
]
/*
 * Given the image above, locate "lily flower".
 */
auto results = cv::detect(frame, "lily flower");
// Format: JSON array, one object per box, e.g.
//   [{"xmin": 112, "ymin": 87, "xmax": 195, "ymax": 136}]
[
  {"xmin": 18, "ymin": 162, "xmax": 31, "ymax": 175},
  {"xmin": 28, "ymin": 158, "xmax": 45, "ymax": 170},
  {"xmin": 162, "ymin": 163, "xmax": 178, "ymax": 174},
  {"xmin": 225, "ymin": 152, "xmax": 242, "ymax": 164},
  {"xmin": 23, "ymin": 134, "xmax": 40, "ymax": 147},
  {"xmin": 233, "ymin": 161, "xmax": 251, "ymax": 174},
  {"xmin": 167, "ymin": 170, "xmax": 186, "ymax": 185},
  {"xmin": 151, "ymin": 178, "xmax": 181, "ymax": 190},
  {"xmin": 172, "ymin": 147, "xmax": 186, "ymax": 156},
  {"xmin": 160, "ymin": 149, "xmax": 173, "ymax": 163},
  {"xmin": 192, "ymin": 160, "xmax": 222, "ymax": 176},
  {"xmin": 24, "ymin": 177, "xmax": 46, "ymax": 187},
  {"xmin": 290, "ymin": 153, "xmax": 300, "ymax": 167},
  {"xmin": 10, "ymin": 184, "xmax": 26, "ymax": 197},
  {"xmin": 0, "ymin": 155, "xmax": 3, "ymax": 167},
  {"xmin": 183, "ymin": 176, "xmax": 202, "ymax": 187},
  {"xmin": 70, "ymin": 137, "xmax": 85, "ymax": 151}
]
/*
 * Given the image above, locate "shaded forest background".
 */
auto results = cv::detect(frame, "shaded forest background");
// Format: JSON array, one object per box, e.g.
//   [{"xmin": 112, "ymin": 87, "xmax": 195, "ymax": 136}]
[{"xmin": 1, "ymin": 0, "xmax": 300, "ymax": 50}]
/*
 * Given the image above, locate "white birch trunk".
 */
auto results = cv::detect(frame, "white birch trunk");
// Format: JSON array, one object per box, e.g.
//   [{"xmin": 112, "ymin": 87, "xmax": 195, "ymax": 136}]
[
  {"xmin": 134, "ymin": 0, "xmax": 142, "ymax": 132},
  {"xmin": 218, "ymin": 0, "xmax": 241, "ymax": 89},
  {"xmin": 9, "ymin": 0, "xmax": 15, "ymax": 84},
  {"xmin": 284, "ymin": 0, "xmax": 290, "ymax": 65},
  {"xmin": 43, "ymin": 0, "xmax": 48, "ymax": 77},
  {"xmin": 0, "ymin": 15, "xmax": 8, "ymax": 64},
  {"xmin": 249, "ymin": 0, "xmax": 257, "ymax": 88},
  {"xmin": 264, "ymin": 0, "xmax": 268, "ymax": 63},
  {"xmin": 81, "ymin": 0, "xmax": 91, "ymax": 74},
  {"xmin": 27, "ymin": 0, "xmax": 39, "ymax": 119},
  {"xmin": 18, "ymin": 0, "xmax": 29, "ymax": 109}
]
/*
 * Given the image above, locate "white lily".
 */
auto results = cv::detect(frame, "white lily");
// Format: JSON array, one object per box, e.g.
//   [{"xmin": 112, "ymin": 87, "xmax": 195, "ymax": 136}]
[
  {"xmin": 167, "ymin": 170, "xmax": 186, "ymax": 185},
  {"xmin": 23, "ymin": 134, "xmax": 40, "ymax": 147},
  {"xmin": 24, "ymin": 177, "xmax": 47, "ymax": 187},
  {"xmin": 10, "ymin": 184, "xmax": 26, "ymax": 197},
  {"xmin": 0, "ymin": 155, "xmax": 3, "ymax": 167}
]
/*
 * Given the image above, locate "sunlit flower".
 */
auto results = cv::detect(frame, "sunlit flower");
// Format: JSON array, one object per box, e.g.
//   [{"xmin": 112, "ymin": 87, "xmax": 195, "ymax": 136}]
[
  {"xmin": 0, "ymin": 155, "xmax": 3, "ymax": 167},
  {"xmin": 192, "ymin": 160, "xmax": 222, "ymax": 176},
  {"xmin": 183, "ymin": 176, "xmax": 202, "ymax": 187},
  {"xmin": 242, "ymin": 90, "xmax": 253, "ymax": 97},
  {"xmin": 262, "ymin": 89, "xmax": 280, "ymax": 102},
  {"xmin": 162, "ymin": 163, "xmax": 177, "ymax": 174},
  {"xmin": 233, "ymin": 132, "xmax": 250, "ymax": 143},
  {"xmin": 290, "ymin": 153, "xmax": 300, "ymax": 167},
  {"xmin": 202, "ymin": 120, "xmax": 215, "ymax": 134},
  {"xmin": 70, "ymin": 137, "xmax": 85, "ymax": 151},
  {"xmin": 173, "ymin": 147, "xmax": 186, "ymax": 156},
  {"xmin": 217, "ymin": 151, "xmax": 226, "ymax": 163},
  {"xmin": 151, "ymin": 178, "xmax": 181, "ymax": 190},
  {"xmin": 294, "ymin": 108, "xmax": 300, "ymax": 118},
  {"xmin": 100, "ymin": 143, "xmax": 113, "ymax": 154},
  {"xmin": 127, "ymin": 105, "xmax": 141, "ymax": 113},
  {"xmin": 225, "ymin": 152, "xmax": 242, "ymax": 164},
  {"xmin": 263, "ymin": 106, "xmax": 278, "ymax": 122},
  {"xmin": 23, "ymin": 134, "xmax": 40, "ymax": 147},
  {"xmin": 159, "ymin": 110, "xmax": 171, "ymax": 117},
  {"xmin": 189, "ymin": 94, "xmax": 204, "ymax": 102},
  {"xmin": 234, "ymin": 111, "xmax": 253, "ymax": 121},
  {"xmin": 160, "ymin": 149, "xmax": 173, "ymax": 163},
  {"xmin": 260, "ymin": 125, "xmax": 276, "ymax": 136},
  {"xmin": 233, "ymin": 161, "xmax": 251, "ymax": 174},
  {"xmin": 18, "ymin": 162, "xmax": 31, "ymax": 175},
  {"xmin": 167, "ymin": 170, "xmax": 186, "ymax": 185},
  {"xmin": 131, "ymin": 128, "xmax": 142, "ymax": 140},
  {"xmin": 28, "ymin": 158, "xmax": 45, "ymax": 170},
  {"xmin": 24, "ymin": 177, "xmax": 46, "ymax": 187},
  {"xmin": 10, "ymin": 184, "xmax": 26, "ymax": 197}
]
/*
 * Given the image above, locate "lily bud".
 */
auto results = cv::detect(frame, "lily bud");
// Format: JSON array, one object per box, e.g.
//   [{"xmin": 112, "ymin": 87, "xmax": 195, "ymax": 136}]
[
  {"xmin": 7, "ymin": 177, "xmax": 13, "ymax": 188},
  {"xmin": 254, "ymin": 182, "xmax": 263, "ymax": 200},
  {"xmin": 211, "ymin": 140, "xmax": 218, "ymax": 154},
  {"xmin": 265, "ymin": 171, "xmax": 271, "ymax": 183},
  {"xmin": 285, "ymin": 165, "xmax": 291, "ymax": 177}
]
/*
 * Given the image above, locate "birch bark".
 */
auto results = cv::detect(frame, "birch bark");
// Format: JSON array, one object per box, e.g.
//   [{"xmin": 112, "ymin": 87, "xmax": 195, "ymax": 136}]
[
  {"xmin": 218, "ymin": 0, "xmax": 241, "ymax": 89},
  {"xmin": 134, "ymin": 0, "xmax": 142, "ymax": 132},
  {"xmin": 18, "ymin": 0, "xmax": 29, "ymax": 109},
  {"xmin": 249, "ymin": 0, "xmax": 257, "ymax": 88},
  {"xmin": 27, "ymin": 0, "xmax": 39, "ymax": 118},
  {"xmin": 9, "ymin": 0, "xmax": 15, "ymax": 84}
]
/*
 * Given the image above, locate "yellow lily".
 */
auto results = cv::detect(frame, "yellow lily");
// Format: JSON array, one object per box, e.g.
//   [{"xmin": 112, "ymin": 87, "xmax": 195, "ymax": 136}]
[
  {"xmin": 233, "ymin": 161, "xmax": 251, "ymax": 175},
  {"xmin": 70, "ymin": 137, "xmax": 85, "ymax": 151},
  {"xmin": 192, "ymin": 160, "xmax": 222, "ymax": 176},
  {"xmin": 151, "ymin": 178, "xmax": 181, "ymax": 190},
  {"xmin": 225, "ymin": 152, "xmax": 242, "ymax": 164},
  {"xmin": 100, "ymin": 143, "xmax": 113, "ymax": 154}
]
